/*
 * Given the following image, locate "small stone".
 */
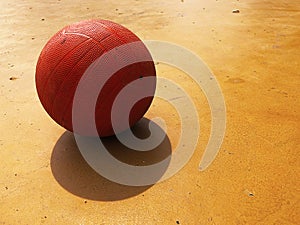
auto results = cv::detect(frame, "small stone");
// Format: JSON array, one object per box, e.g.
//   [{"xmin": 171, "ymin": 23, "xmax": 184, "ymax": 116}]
[
  {"xmin": 9, "ymin": 77, "xmax": 18, "ymax": 80},
  {"xmin": 232, "ymin": 9, "xmax": 240, "ymax": 13},
  {"xmin": 176, "ymin": 221, "xmax": 180, "ymax": 224},
  {"xmin": 245, "ymin": 189, "xmax": 255, "ymax": 197}
]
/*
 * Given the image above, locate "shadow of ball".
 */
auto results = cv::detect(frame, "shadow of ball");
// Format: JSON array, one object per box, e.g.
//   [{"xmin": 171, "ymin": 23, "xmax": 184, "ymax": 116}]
[{"xmin": 50, "ymin": 118, "xmax": 171, "ymax": 201}]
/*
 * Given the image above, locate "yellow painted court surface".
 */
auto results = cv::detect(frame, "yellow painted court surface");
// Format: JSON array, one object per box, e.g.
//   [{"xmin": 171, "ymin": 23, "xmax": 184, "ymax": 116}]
[{"xmin": 0, "ymin": 0, "xmax": 299, "ymax": 224}]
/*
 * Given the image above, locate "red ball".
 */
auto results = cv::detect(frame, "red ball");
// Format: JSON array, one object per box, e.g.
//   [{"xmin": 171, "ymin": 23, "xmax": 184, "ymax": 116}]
[{"xmin": 35, "ymin": 19, "xmax": 156, "ymax": 137}]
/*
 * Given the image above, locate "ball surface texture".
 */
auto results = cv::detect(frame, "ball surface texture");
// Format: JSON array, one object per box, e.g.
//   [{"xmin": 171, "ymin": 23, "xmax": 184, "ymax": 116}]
[{"xmin": 36, "ymin": 19, "xmax": 156, "ymax": 136}]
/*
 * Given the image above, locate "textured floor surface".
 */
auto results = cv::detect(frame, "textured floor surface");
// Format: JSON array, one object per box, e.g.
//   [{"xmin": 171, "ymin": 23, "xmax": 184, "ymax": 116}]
[{"xmin": 0, "ymin": 0, "xmax": 299, "ymax": 224}]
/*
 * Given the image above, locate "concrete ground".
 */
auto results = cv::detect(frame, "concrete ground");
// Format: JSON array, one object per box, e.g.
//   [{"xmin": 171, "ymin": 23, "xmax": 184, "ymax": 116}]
[{"xmin": 0, "ymin": 0, "xmax": 299, "ymax": 224}]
